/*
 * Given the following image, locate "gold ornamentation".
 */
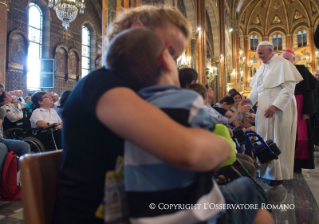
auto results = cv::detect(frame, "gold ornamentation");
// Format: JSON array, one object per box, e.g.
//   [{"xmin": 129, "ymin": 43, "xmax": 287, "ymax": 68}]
[
  {"xmin": 272, "ymin": 16, "xmax": 281, "ymax": 24},
  {"xmin": 294, "ymin": 11, "xmax": 303, "ymax": 20},
  {"xmin": 272, "ymin": 0, "xmax": 281, "ymax": 10},
  {"xmin": 312, "ymin": 3, "xmax": 318, "ymax": 12},
  {"xmin": 253, "ymin": 16, "xmax": 260, "ymax": 24}
]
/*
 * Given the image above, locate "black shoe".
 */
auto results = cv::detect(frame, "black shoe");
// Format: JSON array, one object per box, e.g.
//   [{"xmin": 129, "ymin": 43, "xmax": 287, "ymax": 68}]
[
  {"xmin": 268, "ymin": 180, "xmax": 283, "ymax": 186},
  {"xmin": 294, "ymin": 168, "xmax": 302, "ymax": 173}
]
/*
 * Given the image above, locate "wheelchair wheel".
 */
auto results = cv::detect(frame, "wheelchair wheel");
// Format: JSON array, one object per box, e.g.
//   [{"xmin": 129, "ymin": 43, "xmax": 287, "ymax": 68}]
[
  {"xmin": 3, "ymin": 128, "xmax": 24, "ymax": 140},
  {"xmin": 23, "ymin": 137, "xmax": 46, "ymax": 153}
]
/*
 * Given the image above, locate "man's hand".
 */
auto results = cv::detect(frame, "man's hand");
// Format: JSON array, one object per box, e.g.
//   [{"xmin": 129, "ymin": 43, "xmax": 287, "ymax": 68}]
[
  {"xmin": 240, "ymin": 98, "xmax": 250, "ymax": 106},
  {"xmin": 303, "ymin": 114, "xmax": 310, "ymax": 120},
  {"xmin": 264, "ymin": 105, "xmax": 277, "ymax": 118}
]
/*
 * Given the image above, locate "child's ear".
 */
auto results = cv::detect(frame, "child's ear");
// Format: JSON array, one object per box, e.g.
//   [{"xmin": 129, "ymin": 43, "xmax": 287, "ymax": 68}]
[{"xmin": 158, "ymin": 49, "xmax": 172, "ymax": 72}]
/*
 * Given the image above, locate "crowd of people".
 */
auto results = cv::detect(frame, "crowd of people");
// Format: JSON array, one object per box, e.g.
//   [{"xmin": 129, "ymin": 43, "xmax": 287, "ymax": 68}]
[{"xmin": 0, "ymin": 86, "xmax": 71, "ymax": 179}]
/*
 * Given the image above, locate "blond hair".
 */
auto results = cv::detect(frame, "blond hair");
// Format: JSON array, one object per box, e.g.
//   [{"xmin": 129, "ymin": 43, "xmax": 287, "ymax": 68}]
[{"xmin": 106, "ymin": 5, "xmax": 191, "ymax": 43}]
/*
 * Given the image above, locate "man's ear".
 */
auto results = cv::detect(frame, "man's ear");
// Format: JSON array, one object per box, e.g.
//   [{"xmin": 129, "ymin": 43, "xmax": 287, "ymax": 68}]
[{"xmin": 131, "ymin": 21, "xmax": 144, "ymax": 28}]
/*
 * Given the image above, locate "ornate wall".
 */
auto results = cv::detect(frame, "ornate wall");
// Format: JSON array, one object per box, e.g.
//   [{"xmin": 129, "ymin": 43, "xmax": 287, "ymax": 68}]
[
  {"xmin": 6, "ymin": 0, "xmax": 102, "ymax": 95},
  {"xmin": 234, "ymin": 0, "xmax": 319, "ymax": 83}
]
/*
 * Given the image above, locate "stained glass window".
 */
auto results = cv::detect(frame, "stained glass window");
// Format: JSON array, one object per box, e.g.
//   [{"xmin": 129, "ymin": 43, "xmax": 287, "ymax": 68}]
[
  {"xmin": 82, "ymin": 26, "xmax": 90, "ymax": 77},
  {"xmin": 298, "ymin": 31, "xmax": 302, "ymax": 47},
  {"xmin": 27, "ymin": 3, "xmax": 43, "ymax": 89}
]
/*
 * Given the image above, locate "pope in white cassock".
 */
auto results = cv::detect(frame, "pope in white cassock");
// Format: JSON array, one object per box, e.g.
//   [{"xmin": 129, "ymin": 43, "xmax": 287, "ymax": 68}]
[{"xmin": 242, "ymin": 41, "xmax": 303, "ymax": 185}]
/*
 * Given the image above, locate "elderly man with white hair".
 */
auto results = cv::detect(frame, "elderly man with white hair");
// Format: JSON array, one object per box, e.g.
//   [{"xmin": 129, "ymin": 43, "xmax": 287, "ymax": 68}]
[{"xmin": 241, "ymin": 41, "xmax": 303, "ymax": 186}]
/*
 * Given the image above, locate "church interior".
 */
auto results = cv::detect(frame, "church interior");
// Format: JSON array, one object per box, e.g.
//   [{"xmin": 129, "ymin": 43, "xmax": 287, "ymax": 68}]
[{"xmin": 1, "ymin": 0, "xmax": 319, "ymax": 223}]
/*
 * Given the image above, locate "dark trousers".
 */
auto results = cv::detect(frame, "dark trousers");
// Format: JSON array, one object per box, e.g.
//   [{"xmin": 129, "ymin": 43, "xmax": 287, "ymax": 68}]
[
  {"xmin": 37, "ymin": 129, "xmax": 62, "ymax": 150},
  {"xmin": 311, "ymin": 113, "xmax": 319, "ymax": 145}
]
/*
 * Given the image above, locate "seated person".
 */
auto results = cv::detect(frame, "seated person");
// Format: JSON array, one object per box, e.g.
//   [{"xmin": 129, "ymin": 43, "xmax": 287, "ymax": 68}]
[
  {"xmin": 30, "ymin": 92, "xmax": 62, "ymax": 149},
  {"xmin": 0, "ymin": 91, "xmax": 23, "ymax": 123},
  {"xmin": 230, "ymin": 91, "xmax": 255, "ymax": 131},
  {"xmin": 0, "ymin": 107, "xmax": 30, "ymax": 181},
  {"xmin": 11, "ymin": 98, "xmax": 21, "ymax": 111},
  {"xmin": 178, "ymin": 67, "xmax": 198, "ymax": 88},
  {"xmin": 190, "ymin": 84, "xmax": 257, "ymax": 178},
  {"xmin": 105, "ymin": 27, "xmax": 271, "ymax": 224}
]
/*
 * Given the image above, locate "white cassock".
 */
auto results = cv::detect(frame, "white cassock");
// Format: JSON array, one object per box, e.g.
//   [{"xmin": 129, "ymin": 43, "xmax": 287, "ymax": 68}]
[{"xmin": 248, "ymin": 54, "xmax": 303, "ymax": 180}]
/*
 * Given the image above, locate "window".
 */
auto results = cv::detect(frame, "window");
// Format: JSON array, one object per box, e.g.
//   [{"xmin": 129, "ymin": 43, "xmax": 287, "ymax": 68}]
[
  {"xmin": 82, "ymin": 26, "xmax": 90, "ymax": 77},
  {"xmin": 298, "ymin": 30, "xmax": 307, "ymax": 47},
  {"xmin": 27, "ymin": 3, "xmax": 43, "ymax": 89},
  {"xmin": 272, "ymin": 34, "xmax": 282, "ymax": 50},
  {"xmin": 250, "ymin": 35, "xmax": 258, "ymax": 51},
  {"xmin": 303, "ymin": 30, "xmax": 307, "ymax": 46}
]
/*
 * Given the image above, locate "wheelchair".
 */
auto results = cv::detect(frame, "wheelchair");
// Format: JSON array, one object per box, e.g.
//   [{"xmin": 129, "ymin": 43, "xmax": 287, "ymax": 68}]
[{"xmin": 2, "ymin": 108, "xmax": 59, "ymax": 153}]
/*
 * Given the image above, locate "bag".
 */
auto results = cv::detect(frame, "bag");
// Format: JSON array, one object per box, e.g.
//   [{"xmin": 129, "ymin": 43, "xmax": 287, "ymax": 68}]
[{"xmin": 0, "ymin": 151, "xmax": 21, "ymax": 201}]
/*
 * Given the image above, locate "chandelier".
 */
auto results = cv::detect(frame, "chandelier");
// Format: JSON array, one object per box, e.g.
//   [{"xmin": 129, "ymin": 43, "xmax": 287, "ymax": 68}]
[{"xmin": 48, "ymin": 0, "xmax": 85, "ymax": 30}]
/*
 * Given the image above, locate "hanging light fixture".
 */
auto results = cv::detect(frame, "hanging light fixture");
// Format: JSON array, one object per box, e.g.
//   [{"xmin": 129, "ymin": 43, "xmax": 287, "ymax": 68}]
[{"xmin": 48, "ymin": 0, "xmax": 85, "ymax": 30}]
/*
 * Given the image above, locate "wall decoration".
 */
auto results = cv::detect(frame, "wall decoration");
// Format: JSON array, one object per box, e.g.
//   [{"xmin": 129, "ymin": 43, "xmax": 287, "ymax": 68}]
[
  {"xmin": 271, "ymin": 15, "xmax": 283, "ymax": 25},
  {"xmin": 68, "ymin": 50, "xmax": 79, "ymax": 79},
  {"xmin": 241, "ymin": 11, "xmax": 246, "ymax": 24},
  {"xmin": 272, "ymin": 0, "xmax": 281, "ymax": 10},
  {"xmin": 286, "ymin": 0, "xmax": 295, "ymax": 3},
  {"xmin": 260, "ymin": 0, "xmax": 267, "ymax": 8},
  {"xmin": 8, "ymin": 31, "xmax": 28, "ymax": 71},
  {"xmin": 252, "ymin": 15, "xmax": 262, "ymax": 26},
  {"xmin": 54, "ymin": 45, "xmax": 68, "ymax": 78},
  {"xmin": 293, "ymin": 10, "xmax": 305, "ymax": 23},
  {"xmin": 311, "ymin": 2, "xmax": 318, "ymax": 16}
]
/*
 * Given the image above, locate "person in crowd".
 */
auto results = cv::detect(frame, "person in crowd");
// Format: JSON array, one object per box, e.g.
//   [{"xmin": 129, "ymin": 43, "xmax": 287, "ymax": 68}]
[
  {"xmin": 11, "ymin": 98, "xmax": 20, "ymax": 111},
  {"xmin": 203, "ymin": 84, "xmax": 241, "ymax": 127},
  {"xmin": 106, "ymin": 27, "xmax": 270, "ymax": 224},
  {"xmin": 57, "ymin": 90, "xmax": 71, "ymax": 117},
  {"xmin": 53, "ymin": 6, "xmax": 273, "ymax": 224},
  {"xmin": 15, "ymin": 90, "xmax": 25, "ymax": 106},
  {"xmin": 178, "ymin": 67, "xmax": 198, "ymax": 88},
  {"xmin": 24, "ymin": 96, "xmax": 31, "ymax": 105},
  {"xmin": 48, "ymin": 92, "xmax": 58, "ymax": 111},
  {"xmin": 30, "ymin": 92, "xmax": 62, "ymax": 149},
  {"xmin": 189, "ymin": 84, "xmax": 257, "ymax": 178},
  {"xmin": 0, "ymin": 106, "xmax": 30, "ymax": 180},
  {"xmin": 228, "ymin": 88, "xmax": 237, "ymax": 97},
  {"xmin": 241, "ymin": 41, "xmax": 303, "ymax": 186},
  {"xmin": 312, "ymin": 70, "xmax": 319, "ymax": 148},
  {"xmin": 230, "ymin": 91, "xmax": 255, "ymax": 130},
  {"xmin": 0, "ymin": 92, "xmax": 23, "ymax": 123},
  {"xmin": 281, "ymin": 50, "xmax": 317, "ymax": 173},
  {"xmin": 0, "ymin": 83, "xmax": 5, "ymax": 92}
]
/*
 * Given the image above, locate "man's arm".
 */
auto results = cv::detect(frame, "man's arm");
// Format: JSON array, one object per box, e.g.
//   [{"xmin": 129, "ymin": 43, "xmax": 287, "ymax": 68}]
[
  {"xmin": 272, "ymin": 81, "xmax": 296, "ymax": 111},
  {"xmin": 96, "ymin": 88, "xmax": 231, "ymax": 172}
]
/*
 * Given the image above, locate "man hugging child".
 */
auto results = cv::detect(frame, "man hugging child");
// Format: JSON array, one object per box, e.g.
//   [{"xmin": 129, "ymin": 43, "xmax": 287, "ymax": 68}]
[{"xmin": 105, "ymin": 27, "xmax": 272, "ymax": 224}]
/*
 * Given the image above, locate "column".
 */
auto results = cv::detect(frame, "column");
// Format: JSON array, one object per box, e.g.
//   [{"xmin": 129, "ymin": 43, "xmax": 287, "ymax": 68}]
[
  {"xmin": 219, "ymin": 0, "xmax": 226, "ymax": 97},
  {"xmin": 235, "ymin": 28, "xmax": 241, "ymax": 92},
  {"xmin": 191, "ymin": 38, "xmax": 196, "ymax": 70},
  {"xmin": 244, "ymin": 35, "xmax": 249, "ymax": 86},
  {"xmin": 309, "ymin": 27, "xmax": 315, "ymax": 73},
  {"xmin": 0, "ymin": 3, "xmax": 8, "ymax": 84},
  {"xmin": 196, "ymin": 0, "xmax": 206, "ymax": 84},
  {"xmin": 262, "ymin": 36, "xmax": 269, "ymax": 41},
  {"xmin": 286, "ymin": 34, "xmax": 292, "ymax": 49}
]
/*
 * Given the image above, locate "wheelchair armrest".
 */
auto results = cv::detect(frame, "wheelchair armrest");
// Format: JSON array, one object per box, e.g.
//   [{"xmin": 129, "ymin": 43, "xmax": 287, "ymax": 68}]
[{"xmin": 43, "ymin": 123, "xmax": 59, "ymax": 131}]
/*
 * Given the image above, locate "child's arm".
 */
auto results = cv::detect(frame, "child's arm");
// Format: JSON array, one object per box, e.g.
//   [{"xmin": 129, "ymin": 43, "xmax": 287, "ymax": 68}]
[{"xmin": 96, "ymin": 88, "xmax": 232, "ymax": 172}]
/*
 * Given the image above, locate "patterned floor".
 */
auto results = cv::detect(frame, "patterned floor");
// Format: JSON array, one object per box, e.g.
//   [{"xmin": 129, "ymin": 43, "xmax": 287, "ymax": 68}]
[{"xmin": 1, "ymin": 152, "xmax": 319, "ymax": 224}]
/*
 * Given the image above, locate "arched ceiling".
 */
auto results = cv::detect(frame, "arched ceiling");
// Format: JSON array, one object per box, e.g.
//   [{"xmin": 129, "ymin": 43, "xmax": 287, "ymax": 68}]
[{"xmin": 234, "ymin": 0, "xmax": 319, "ymax": 35}]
